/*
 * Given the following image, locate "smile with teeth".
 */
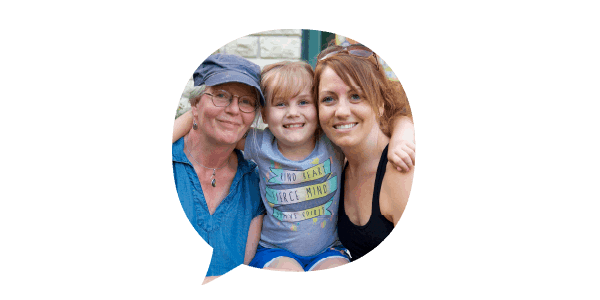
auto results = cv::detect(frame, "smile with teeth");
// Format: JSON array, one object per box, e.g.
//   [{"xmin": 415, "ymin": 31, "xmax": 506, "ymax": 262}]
[
  {"xmin": 283, "ymin": 124, "xmax": 304, "ymax": 128},
  {"xmin": 334, "ymin": 123, "xmax": 358, "ymax": 129}
]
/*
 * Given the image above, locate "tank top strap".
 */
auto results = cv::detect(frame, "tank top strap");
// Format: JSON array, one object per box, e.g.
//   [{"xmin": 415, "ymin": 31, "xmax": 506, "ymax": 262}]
[
  {"xmin": 372, "ymin": 144, "xmax": 389, "ymax": 216},
  {"xmin": 339, "ymin": 161, "xmax": 349, "ymax": 213}
]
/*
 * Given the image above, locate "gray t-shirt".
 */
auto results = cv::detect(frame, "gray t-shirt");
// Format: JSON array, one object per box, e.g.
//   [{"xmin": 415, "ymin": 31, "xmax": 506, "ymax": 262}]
[{"xmin": 244, "ymin": 128, "xmax": 344, "ymax": 256}]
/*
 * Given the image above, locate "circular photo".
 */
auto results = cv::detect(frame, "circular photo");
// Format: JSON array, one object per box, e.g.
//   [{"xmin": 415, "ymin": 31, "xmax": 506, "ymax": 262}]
[{"xmin": 171, "ymin": 29, "xmax": 415, "ymax": 284}]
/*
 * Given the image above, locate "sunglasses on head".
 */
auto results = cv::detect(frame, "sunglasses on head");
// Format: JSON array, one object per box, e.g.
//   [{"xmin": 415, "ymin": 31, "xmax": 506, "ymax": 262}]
[{"xmin": 317, "ymin": 44, "xmax": 379, "ymax": 70}]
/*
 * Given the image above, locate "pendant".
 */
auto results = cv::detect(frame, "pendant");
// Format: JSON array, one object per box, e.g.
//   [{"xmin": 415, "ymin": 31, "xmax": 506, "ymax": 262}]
[{"xmin": 211, "ymin": 169, "xmax": 216, "ymax": 187}]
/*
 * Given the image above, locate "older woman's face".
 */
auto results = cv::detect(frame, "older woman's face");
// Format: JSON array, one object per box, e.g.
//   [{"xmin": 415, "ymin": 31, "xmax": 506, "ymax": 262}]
[
  {"xmin": 192, "ymin": 82, "xmax": 257, "ymax": 146},
  {"xmin": 317, "ymin": 66, "xmax": 378, "ymax": 149}
]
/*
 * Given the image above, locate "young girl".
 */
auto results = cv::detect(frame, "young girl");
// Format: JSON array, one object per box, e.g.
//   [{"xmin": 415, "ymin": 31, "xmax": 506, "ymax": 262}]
[{"xmin": 173, "ymin": 61, "xmax": 415, "ymax": 271}]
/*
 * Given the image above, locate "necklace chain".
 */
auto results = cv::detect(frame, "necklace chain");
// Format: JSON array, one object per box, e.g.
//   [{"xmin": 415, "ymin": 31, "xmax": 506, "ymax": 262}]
[{"xmin": 185, "ymin": 136, "xmax": 231, "ymax": 187}]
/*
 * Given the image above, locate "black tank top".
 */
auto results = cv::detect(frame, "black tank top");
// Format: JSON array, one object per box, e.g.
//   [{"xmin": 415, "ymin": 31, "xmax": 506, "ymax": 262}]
[{"xmin": 337, "ymin": 144, "xmax": 394, "ymax": 261}]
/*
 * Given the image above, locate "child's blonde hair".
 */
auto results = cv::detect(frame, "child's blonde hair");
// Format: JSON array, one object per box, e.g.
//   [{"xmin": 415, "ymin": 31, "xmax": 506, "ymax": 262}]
[{"xmin": 260, "ymin": 61, "xmax": 314, "ymax": 107}]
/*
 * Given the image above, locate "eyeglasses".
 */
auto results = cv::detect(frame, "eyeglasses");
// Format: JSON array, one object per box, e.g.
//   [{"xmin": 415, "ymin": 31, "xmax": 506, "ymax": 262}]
[
  {"xmin": 317, "ymin": 44, "xmax": 379, "ymax": 70},
  {"xmin": 202, "ymin": 90, "xmax": 258, "ymax": 113}
]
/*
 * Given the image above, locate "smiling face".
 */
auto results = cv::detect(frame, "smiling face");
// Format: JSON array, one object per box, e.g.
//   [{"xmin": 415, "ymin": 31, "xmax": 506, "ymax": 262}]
[
  {"xmin": 317, "ymin": 66, "xmax": 379, "ymax": 149},
  {"xmin": 192, "ymin": 82, "xmax": 257, "ymax": 146},
  {"xmin": 263, "ymin": 86, "xmax": 318, "ymax": 152}
]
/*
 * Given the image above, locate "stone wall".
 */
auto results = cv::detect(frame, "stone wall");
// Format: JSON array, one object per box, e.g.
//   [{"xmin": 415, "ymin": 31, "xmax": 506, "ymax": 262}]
[
  {"xmin": 220, "ymin": 29, "xmax": 302, "ymax": 69},
  {"xmin": 176, "ymin": 29, "xmax": 302, "ymax": 119}
]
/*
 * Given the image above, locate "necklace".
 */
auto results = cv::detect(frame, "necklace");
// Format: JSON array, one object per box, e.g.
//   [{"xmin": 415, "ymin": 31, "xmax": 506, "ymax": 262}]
[{"xmin": 185, "ymin": 137, "xmax": 231, "ymax": 187}]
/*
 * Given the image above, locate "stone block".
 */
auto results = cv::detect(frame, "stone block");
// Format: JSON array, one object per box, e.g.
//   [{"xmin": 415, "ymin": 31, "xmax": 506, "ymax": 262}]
[
  {"xmin": 254, "ymin": 29, "xmax": 302, "ymax": 36},
  {"xmin": 260, "ymin": 36, "xmax": 301, "ymax": 59},
  {"xmin": 224, "ymin": 36, "xmax": 258, "ymax": 58}
]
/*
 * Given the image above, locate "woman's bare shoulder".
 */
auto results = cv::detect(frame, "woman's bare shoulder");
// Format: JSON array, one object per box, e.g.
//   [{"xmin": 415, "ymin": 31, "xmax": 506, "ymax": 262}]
[{"xmin": 380, "ymin": 163, "xmax": 414, "ymax": 225}]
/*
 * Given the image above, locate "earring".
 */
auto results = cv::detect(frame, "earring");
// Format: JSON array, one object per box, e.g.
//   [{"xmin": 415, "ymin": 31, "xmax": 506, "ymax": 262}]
[{"xmin": 193, "ymin": 120, "xmax": 198, "ymax": 130}]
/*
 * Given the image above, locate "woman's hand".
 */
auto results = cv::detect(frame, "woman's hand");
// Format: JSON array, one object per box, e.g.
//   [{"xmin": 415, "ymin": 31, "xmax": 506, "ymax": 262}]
[
  {"xmin": 388, "ymin": 116, "xmax": 415, "ymax": 172},
  {"xmin": 388, "ymin": 138, "xmax": 415, "ymax": 172}
]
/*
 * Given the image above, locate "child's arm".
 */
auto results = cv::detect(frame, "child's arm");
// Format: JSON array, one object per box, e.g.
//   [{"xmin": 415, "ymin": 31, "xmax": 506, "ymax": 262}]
[
  {"xmin": 388, "ymin": 116, "xmax": 416, "ymax": 172},
  {"xmin": 172, "ymin": 110, "xmax": 193, "ymax": 143}
]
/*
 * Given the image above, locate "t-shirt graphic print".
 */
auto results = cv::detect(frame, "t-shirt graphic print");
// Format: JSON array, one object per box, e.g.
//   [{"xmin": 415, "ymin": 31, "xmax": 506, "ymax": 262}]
[{"xmin": 244, "ymin": 128, "xmax": 344, "ymax": 256}]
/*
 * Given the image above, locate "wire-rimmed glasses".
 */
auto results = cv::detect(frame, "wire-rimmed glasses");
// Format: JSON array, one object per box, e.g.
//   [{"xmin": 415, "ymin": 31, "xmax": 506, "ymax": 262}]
[{"xmin": 203, "ymin": 90, "xmax": 258, "ymax": 113}]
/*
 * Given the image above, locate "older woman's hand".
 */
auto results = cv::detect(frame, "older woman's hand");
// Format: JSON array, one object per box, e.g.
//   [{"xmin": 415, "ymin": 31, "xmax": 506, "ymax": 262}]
[{"xmin": 387, "ymin": 116, "xmax": 415, "ymax": 172}]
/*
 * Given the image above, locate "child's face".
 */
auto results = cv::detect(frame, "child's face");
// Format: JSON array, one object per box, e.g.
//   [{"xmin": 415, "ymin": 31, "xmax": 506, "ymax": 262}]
[{"xmin": 263, "ymin": 86, "xmax": 318, "ymax": 150}]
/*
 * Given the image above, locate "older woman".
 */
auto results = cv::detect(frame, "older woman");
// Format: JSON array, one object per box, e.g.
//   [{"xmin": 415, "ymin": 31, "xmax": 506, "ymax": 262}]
[
  {"xmin": 172, "ymin": 54, "xmax": 266, "ymax": 284},
  {"xmin": 313, "ymin": 44, "xmax": 415, "ymax": 261}
]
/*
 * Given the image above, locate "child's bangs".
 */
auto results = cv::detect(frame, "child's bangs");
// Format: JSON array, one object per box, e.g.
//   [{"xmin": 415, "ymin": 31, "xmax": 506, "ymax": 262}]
[{"xmin": 269, "ymin": 67, "xmax": 313, "ymax": 102}]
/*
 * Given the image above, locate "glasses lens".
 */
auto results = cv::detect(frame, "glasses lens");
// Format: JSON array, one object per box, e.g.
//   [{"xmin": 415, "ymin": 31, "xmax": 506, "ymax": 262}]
[
  {"xmin": 209, "ymin": 90, "xmax": 257, "ymax": 112},
  {"xmin": 238, "ymin": 96, "xmax": 258, "ymax": 112},
  {"xmin": 211, "ymin": 90, "xmax": 231, "ymax": 107},
  {"xmin": 347, "ymin": 45, "xmax": 373, "ymax": 56},
  {"xmin": 348, "ymin": 50, "xmax": 373, "ymax": 57},
  {"xmin": 318, "ymin": 46, "xmax": 343, "ymax": 61},
  {"xmin": 318, "ymin": 45, "xmax": 374, "ymax": 61}
]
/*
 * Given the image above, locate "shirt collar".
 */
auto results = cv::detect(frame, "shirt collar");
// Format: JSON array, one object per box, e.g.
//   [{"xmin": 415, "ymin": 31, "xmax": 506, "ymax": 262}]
[{"xmin": 172, "ymin": 136, "xmax": 256, "ymax": 175}]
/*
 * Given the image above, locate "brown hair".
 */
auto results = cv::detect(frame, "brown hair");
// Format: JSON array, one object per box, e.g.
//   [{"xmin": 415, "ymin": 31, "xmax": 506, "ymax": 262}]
[{"xmin": 313, "ymin": 53, "xmax": 412, "ymax": 137}]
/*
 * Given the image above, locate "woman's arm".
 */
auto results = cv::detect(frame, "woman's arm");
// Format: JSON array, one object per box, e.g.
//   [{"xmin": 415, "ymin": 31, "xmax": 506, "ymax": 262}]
[
  {"xmin": 201, "ymin": 215, "xmax": 262, "ymax": 284},
  {"xmin": 387, "ymin": 116, "xmax": 416, "ymax": 172},
  {"xmin": 173, "ymin": 110, "xmax": 193, "ymax": 143},
  {"xmin": 380, "ymin": 165, "xmax": 414, "ymax": 226},
  {"xmin": 243, "ymin": 214, "xmax": 263, "ymax": 265},
  {"xmin": 202, "ymin": 276, "xmax": 219, "ymax": 285}
]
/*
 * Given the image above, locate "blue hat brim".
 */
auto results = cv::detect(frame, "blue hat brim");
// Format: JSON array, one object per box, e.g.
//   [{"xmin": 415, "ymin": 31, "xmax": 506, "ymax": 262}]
[{"xmin": 203, "ymin": 71, "xmax": 265, "ymax": 107}]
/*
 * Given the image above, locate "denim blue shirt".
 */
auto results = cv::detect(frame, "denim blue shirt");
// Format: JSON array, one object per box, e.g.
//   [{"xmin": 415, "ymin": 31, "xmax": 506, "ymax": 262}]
[{"xmin": 172, "ymin": 137, "xmax": 265, "ymax": 277}]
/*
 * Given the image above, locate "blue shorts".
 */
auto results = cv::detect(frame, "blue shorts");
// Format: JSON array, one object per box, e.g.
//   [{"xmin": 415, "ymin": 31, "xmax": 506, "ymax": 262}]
[{"xmin": 249, "ymin": 245, "xmax": 350, "ymax": 271}]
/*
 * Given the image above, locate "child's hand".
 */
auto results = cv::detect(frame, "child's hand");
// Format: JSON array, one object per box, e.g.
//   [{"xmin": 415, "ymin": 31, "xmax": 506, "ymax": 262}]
[{"xmin": 388, "ymin": 139, "xmax": 415, "ymax": 172}]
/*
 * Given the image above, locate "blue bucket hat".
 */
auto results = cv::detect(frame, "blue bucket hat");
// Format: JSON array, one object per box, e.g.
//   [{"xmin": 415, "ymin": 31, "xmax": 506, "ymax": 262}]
[{"xmin": 193, "ymin": 53, "xmax": 265, "ymax": 107}]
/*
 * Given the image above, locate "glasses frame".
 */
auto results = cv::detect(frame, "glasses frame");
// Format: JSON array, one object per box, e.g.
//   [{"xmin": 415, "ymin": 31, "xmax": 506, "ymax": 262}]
[
  {"xmin": 202, "ymin": 90, "xmax": 259, "ymax": 113},
  {"xmin": 317, "ymin": 44, "xmax": 379, "ymax": 70}
]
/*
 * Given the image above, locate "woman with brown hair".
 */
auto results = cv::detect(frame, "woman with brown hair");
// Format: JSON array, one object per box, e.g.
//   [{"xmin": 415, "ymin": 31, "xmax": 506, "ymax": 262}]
[{"xmin": 313, "ymin": 44, "xmax": 415, "ymax": 261}]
